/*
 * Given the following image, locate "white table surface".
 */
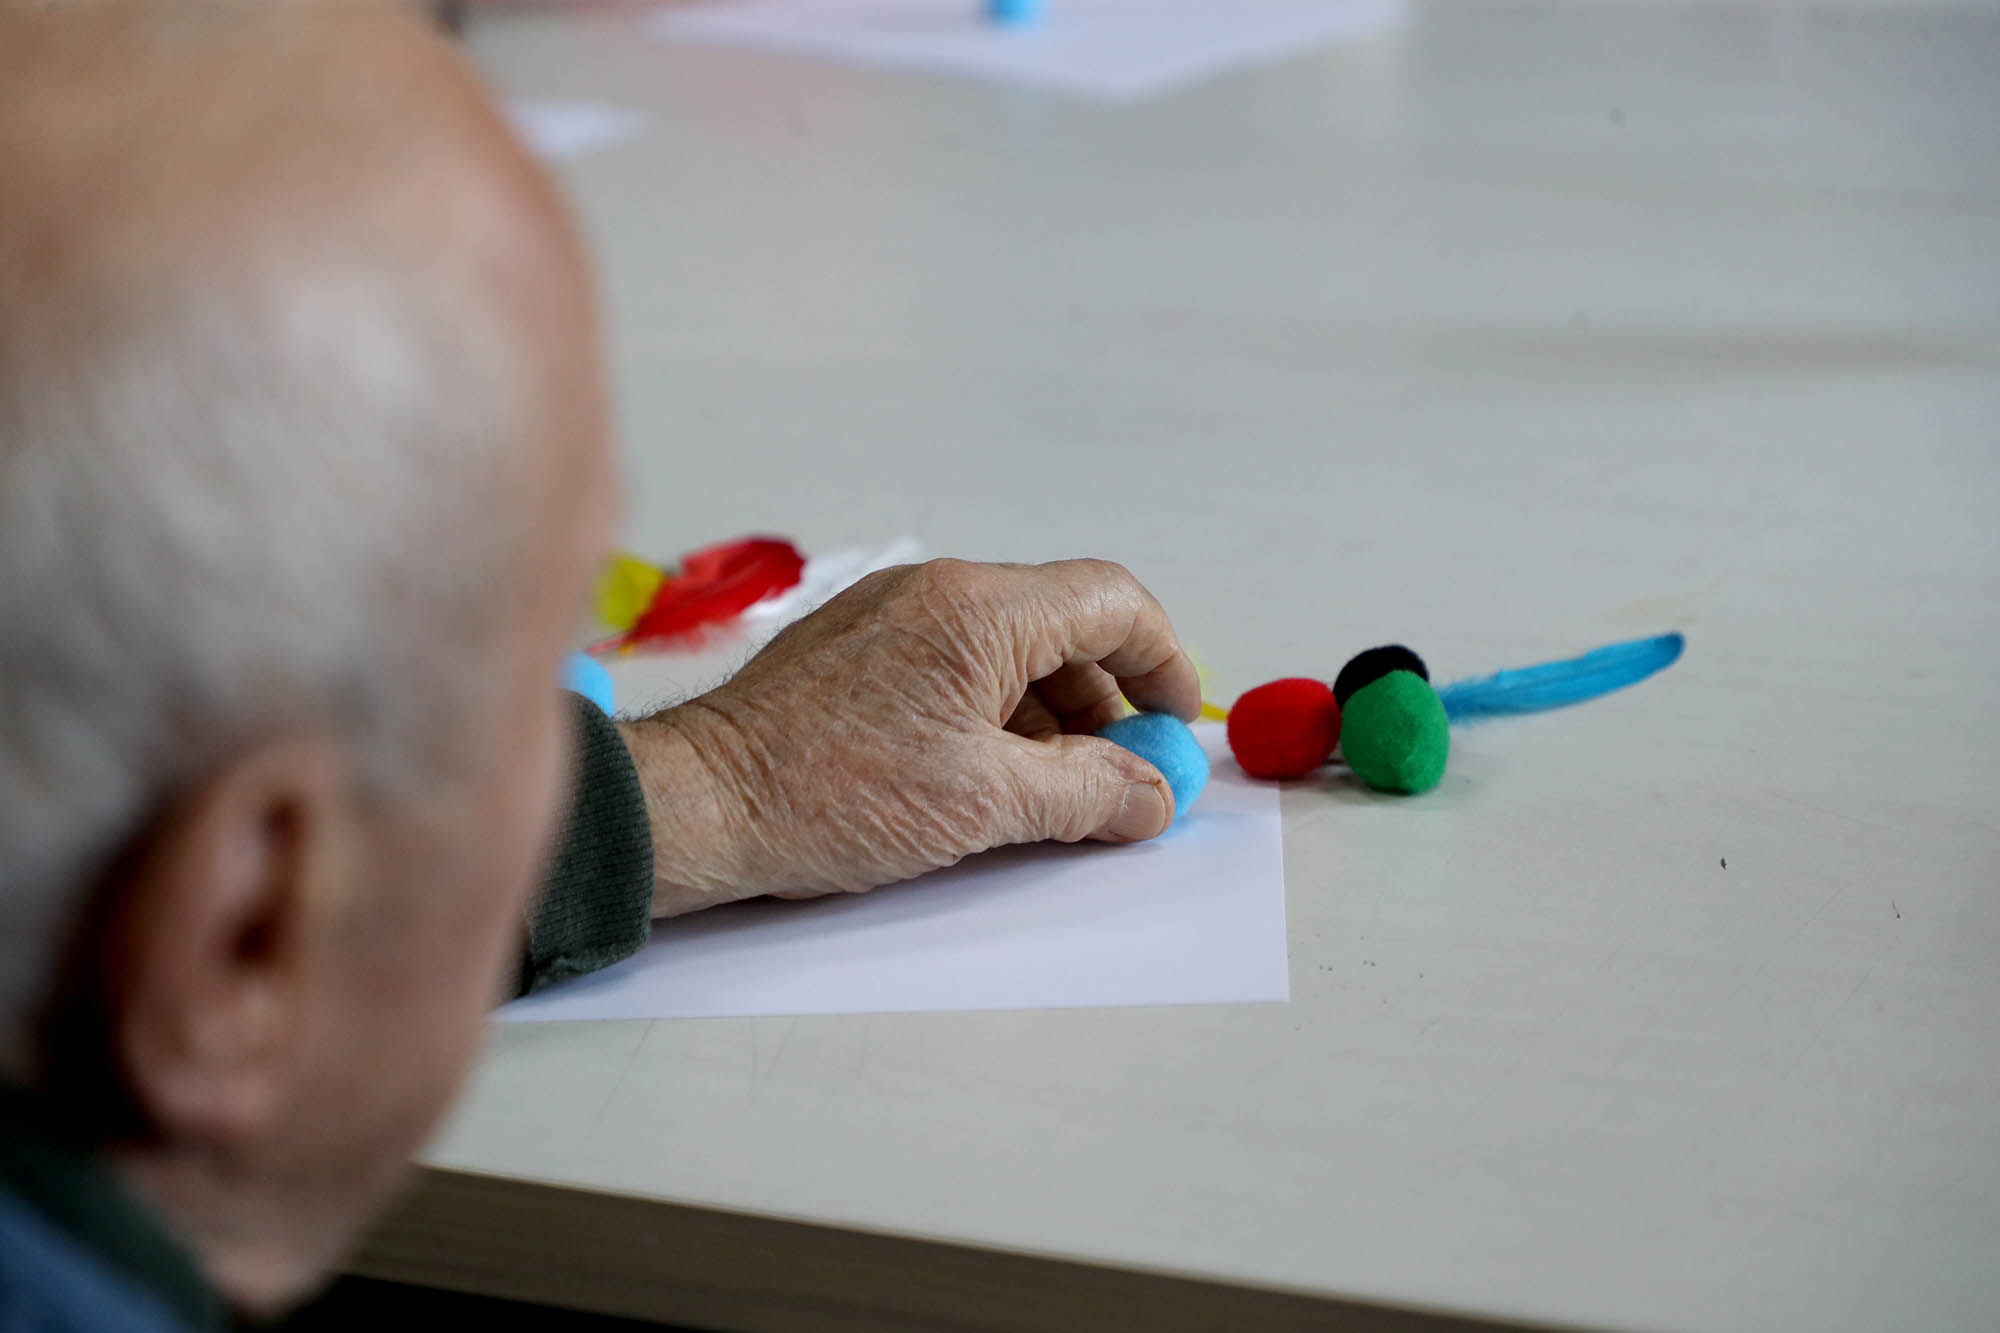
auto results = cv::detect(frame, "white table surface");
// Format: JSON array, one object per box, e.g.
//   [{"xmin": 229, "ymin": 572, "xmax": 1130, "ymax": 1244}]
[{"xmin": 420, "ymin": 3, "xmax": 2000, "ymax": 1328}]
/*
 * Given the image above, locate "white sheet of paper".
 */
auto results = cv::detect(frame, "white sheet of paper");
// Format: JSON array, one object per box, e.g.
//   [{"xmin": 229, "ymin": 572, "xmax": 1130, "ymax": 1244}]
[
  {"xmin": 505, "ymin": 99, "xmax": 651, "ymax": 161},
  {"xmin": 647, "ymin": 0, "xmax": 1405, "ymax": 103},
  {"xmin": 498, "ymin": 724, "xmax": 1287, "ymax": 1020}
]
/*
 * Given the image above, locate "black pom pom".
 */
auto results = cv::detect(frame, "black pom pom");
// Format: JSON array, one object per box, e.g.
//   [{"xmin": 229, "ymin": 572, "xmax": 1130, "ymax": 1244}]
[{"xmin": 1332, "ymin": 644, "xmax": 1429, "ymax": 707}]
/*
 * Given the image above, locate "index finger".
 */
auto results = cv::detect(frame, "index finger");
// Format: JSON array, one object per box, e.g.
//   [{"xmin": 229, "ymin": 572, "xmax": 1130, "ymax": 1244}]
[{"xmin": 994, "ymin": 558, "xmax": 1203, "ymax": 723}]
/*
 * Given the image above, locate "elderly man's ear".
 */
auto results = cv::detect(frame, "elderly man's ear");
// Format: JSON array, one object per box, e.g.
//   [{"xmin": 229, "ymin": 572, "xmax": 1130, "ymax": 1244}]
[{"xmin": 87, "ymin": 736, "xmax": 355, "ymax": 1148}]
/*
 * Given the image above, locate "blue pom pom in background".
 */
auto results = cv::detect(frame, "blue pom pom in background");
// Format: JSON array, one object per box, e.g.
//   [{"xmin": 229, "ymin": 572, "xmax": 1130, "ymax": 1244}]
[
  {"xmin": 1097, "ymin": 713, "xmax": 1209, "ymax": 824},
  {"xmin": 564, "ymin": 653, "xmax": 616, "ymax": 715}
]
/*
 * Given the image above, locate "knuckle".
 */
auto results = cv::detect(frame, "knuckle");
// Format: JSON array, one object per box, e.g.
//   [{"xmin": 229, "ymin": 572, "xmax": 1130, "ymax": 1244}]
[
  {"xmin": 914, "ymin": 557, "xmax": 984, "ymax": 601},
  {"xmin": 902, "ymin": 559, "xmax": 996, "ymax": 645},
  {"xmin": 1070, "ymin": 556, "xmax": 1133, "ymax": 587},
  {"xmin": 1063, "ymin": 558, "xmax": 1142, "ymax": 620}
]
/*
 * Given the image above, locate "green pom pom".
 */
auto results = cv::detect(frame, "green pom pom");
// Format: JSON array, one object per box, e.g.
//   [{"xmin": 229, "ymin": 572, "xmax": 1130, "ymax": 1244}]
[{"xmin": 1340, "ymin": 670, "xmax": 1449, "ymax": 794}]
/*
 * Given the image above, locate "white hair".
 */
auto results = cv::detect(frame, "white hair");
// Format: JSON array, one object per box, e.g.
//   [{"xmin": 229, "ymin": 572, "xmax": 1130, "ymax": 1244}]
[{"xmin": 0, "ymin": 236, "xmax": 526, "ymax": 1075}]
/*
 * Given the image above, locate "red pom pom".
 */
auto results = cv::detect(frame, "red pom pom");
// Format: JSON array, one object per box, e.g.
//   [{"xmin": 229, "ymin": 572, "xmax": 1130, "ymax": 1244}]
[{"xmin": 1227, "ymin": 678, "xmax": 1341, "ymax": 780}]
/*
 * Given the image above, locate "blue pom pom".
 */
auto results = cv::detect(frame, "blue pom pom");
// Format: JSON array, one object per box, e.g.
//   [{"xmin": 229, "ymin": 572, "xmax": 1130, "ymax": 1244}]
[
  {"xmin": 988, "ymin": 0, "xmax": 1044, "ymax": 24},
  {"xmin": 1097, "ymin": 713, "xmax": 1208, "ymax": 823},
  {"xmin": 564, "ymin": 653, "xmax": 615, "ymax": 714}
]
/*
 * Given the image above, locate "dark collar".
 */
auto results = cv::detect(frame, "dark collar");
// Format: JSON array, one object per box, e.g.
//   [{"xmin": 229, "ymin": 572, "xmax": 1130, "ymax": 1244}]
[{"xmin": 0, "ymin": 1084, "xmax": 222, "ymax": 1332}]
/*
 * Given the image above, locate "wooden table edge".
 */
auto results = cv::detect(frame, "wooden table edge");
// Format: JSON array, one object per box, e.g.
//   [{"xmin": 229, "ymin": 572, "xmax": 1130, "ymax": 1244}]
[{"xmin": 349, "ymin": 1166, "xmax": 1573, "ymax": 1333}]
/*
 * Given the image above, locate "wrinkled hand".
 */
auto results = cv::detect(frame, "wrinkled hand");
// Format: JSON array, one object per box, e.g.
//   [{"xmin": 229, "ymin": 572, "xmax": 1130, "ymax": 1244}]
[{"xmin": 616, "ymin": 559, "xmax": 1201, "ymax": 917}]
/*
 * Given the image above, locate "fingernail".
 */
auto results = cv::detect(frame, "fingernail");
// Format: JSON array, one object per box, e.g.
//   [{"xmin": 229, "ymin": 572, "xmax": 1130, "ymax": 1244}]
[{"xmin": 1105, "ymin": 781, "xmax": 1171, "ymax": 842}]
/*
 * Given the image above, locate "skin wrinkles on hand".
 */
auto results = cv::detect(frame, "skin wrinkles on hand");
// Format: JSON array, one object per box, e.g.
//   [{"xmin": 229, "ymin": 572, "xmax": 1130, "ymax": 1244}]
[{"xmin": 623, "ymin": 558, "xmax": 1200, "ymax": 916}]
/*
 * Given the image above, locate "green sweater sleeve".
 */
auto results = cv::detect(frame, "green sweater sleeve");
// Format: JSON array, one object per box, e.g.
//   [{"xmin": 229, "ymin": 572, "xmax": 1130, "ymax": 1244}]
[{"xmin": 516, "ymin": 695, "xmax": 655, "ymax": 997}]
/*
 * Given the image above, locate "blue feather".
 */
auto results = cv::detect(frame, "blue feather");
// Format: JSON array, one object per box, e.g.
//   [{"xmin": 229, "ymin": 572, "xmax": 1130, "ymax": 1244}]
[{"xmin": 1437, "ymin": 632, "xmax": 1684, "ymax": 723}]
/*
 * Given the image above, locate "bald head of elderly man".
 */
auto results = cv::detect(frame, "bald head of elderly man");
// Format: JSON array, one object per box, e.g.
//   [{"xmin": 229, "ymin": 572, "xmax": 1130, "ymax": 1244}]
[{"xmin": 0, "ymin": 2, "xmax": 1197, "ymax": 1326}]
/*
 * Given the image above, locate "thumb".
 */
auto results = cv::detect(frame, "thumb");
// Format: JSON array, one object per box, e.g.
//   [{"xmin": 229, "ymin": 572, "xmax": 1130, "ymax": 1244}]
[{"xmin": 997, "ymin": 732, "xmax": 1176, "ymax": 846}]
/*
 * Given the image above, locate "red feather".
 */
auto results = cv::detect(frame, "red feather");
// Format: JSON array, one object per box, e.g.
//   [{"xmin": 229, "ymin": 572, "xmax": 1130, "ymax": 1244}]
[{"xmin": 621, "ymin": 536, "xmax": 805, "ymax": 649}]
